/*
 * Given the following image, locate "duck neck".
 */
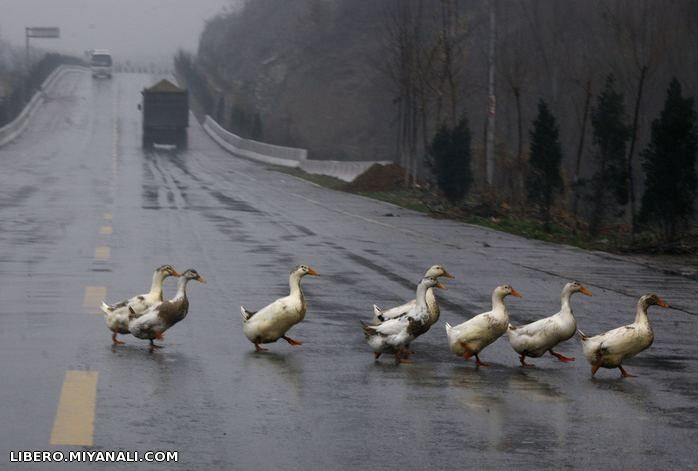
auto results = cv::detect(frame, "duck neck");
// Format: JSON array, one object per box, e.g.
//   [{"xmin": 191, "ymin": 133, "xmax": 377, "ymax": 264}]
[
  {"xmin": 149, "ymin": 271, "xmax": 165, "ymax": 300},
  {"xmin": 491, "ymin": 291, "xmax": 508, "ymax": 315},
  {"xmin": 289, "ymin": 271, "xmax": 304, "ymax": 299},
  {"xmin": 560, "ymin": 288, "xmax": 574, "ymax": 315},
  {"xmin": 634, "ymin": 301, "xmax": 651, "ymax": 327},
  {"xmin": 416, "ymin": 283, "xmax": 430, "ymax": 310},
  {"xmin": 173, "ymin": 277, "xmax": 190, "ymax": 301}
]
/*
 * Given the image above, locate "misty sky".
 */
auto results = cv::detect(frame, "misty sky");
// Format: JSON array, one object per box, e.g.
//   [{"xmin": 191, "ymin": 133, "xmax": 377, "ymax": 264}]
[{"xmin": 1, "ymin": 0, "xmax": 239, "ymax": 63}]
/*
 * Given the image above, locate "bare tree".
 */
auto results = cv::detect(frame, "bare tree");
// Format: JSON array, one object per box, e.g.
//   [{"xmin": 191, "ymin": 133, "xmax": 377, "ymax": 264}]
[
  {"xmin": 602, "ymin": 0, "xmax": 682, "ymax": 235},
  {"xmin": 484, "ymin": 0, "xmax": 497, "ymax": 187}
]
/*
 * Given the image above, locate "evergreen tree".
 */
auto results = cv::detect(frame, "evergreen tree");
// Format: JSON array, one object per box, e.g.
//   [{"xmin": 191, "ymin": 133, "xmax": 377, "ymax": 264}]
[
  {"xmin": 527, "ymin": 100, "xmax": 563, "ymax": 230},
  {"xmin": 640, "ymin": 78, "xmax": 697, "ymax": 241},
  {"xmin": 430, "ymin": 116, "xmax": 472, "ymax": 203},
  {"xmin": 589, "ymin": 74, "xmax": 630, "ymax": 236}
]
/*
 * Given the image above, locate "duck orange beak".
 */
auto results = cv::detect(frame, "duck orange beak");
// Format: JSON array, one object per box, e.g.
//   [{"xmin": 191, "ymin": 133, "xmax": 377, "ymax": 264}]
[
  {"xmin": 442, "ymin": 269, "xmax": 455, "ymax": 279},
  {"xmin": 197, "ymin": 275, "xmax": 207, "ymax": 284},
  {"xmin": 510, "ymin": 288, "xmax": 523, "ymax": 298},
  {"xmin": 435, "ymin": 282, "xmax": 447, "ymax": 290},
  {"xmin": 656, "ymin": 298, "xmax": 669, "ymax": 308},
  {"xmin": 580, "ymin": 286, "xmax": 592, "ymax": 296},
  {"xmin": 307, "ymin": 267, "xmax": 320, "ymax": 276}
]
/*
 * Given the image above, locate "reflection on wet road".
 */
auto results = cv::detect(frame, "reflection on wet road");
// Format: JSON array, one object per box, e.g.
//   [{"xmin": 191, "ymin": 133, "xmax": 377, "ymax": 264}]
[{"xmin": 0, "ymin": 71, "xmax": 695, "ymax": 470}]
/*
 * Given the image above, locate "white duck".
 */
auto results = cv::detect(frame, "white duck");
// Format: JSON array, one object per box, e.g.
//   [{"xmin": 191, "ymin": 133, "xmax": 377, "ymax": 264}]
[
  {"xmin": 240, "ymin": 264, "xmax": 319, "ymax": 352},
  {"xmin": 446, "ymin": 285, "xmax": 522, "ymax": 367},
  {"xmin": 372, "ymin": 265, "xmax": 454, "ymax": 328},
  {"xmin": 128, "ymin": 268, "xmax": 206, "ymax": 350},
  {"xmin": 100, "ymin": 264, "xmax": 180, "ymax": 345},
  {"xmin": 507, "ymin": 281, "xmax": 592, "ymax": 367},
  {"xmin": 362, "ymin": 276, "xmax": 445, "ymax": 364},
  {"xmin": 578, "ymin": 293, "xmax": 669, "ymax": 378}
]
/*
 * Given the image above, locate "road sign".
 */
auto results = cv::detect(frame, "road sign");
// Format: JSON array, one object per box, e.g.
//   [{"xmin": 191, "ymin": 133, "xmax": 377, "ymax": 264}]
[{"xmin": 26, "ymin": 27, "xmax": 60, "ymax": 38}]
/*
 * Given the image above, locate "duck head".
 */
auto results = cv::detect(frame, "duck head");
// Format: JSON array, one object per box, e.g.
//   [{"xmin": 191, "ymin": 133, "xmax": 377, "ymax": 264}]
[
  {"xmin": 181, "ymin": 268, "xmax": 206, "ymax": 283},
  {"xmin": 421, "ymin": 276, "xmax": 447, "ymax": 290},
  {"xmin": 157, "ymin": 264, "xmax": 181, "ymax": 278},
  {"xmin": 639, "ymin": 293, "xmax": 669, "ymax": 310},
  {"xmin": 565, "ymin": 280, "xmax": 592, "ymax": 296},
  {"xmin": 424, "ymin": 265, "xmax": 454, "ymax": 279},
  {"xmin": 292, "ymin": 264, "xmax": 320, "ymax": 277},
  {"xmin": 495, "ymin": 284, "xmax": 523, "ymax": 299}
]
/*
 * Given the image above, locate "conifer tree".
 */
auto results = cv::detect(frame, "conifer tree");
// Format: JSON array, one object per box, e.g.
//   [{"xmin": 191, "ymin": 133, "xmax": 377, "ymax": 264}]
[
  {"xmin": 589, "ymin": 74, "xmax": 630, "ymax": 235},
  {"xmin": 431, "ymin": 116, "xmax": 472, "ymax": 203},
  {"xmin": 527, "ymin": 100, "xmax": 563, "ymax": 231},
  {"xmin": 640, "ymin": 78, "xmax": 697, "ymax": 241}
]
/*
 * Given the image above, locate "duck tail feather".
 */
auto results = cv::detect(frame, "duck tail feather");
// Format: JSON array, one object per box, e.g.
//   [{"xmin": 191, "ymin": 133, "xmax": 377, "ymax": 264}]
[
  {"xmin": 576, "ymin": 328, "xmax": 588, "ymax": 340},
  {"xmin": 360, "ymin": 320, "xmax": 376, "ymax": 338},
  {"xmin": 240, "ymin": 306, "xmax": 255, "ymax": 321}
]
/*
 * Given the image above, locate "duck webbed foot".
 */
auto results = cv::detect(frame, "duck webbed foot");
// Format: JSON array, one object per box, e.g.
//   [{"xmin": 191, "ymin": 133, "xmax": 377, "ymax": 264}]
[
  {"xmin": 519, "ymin": 354, "xmax": 535, "ymax": 368},
  {"xmin": 619, "ymin": 366, "xmax": 637, "ymax": 378},
  {"xmin": 282, "ymin": 335, "xmax": 303, "ymax": 346},
  {"xmin": 549, "ymin": 349, "xmax": 575, "ymax": 362},
  {"xmin": 475, "ymin": 355, "xmax": 490, "ymax": 368},
  {"xmin": 111, "ymin": 333, "xmax": 125, "ymax": 345},
  {"xmin": 254, "ymin": 343, "xmax": 268, "ymax": 352}
]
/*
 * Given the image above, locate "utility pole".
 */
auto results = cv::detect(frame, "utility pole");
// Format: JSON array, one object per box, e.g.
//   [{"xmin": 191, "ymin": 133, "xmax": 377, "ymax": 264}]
[{"xmin": 485, "ymin": 0, "xmax": 497, "ymax": 187}]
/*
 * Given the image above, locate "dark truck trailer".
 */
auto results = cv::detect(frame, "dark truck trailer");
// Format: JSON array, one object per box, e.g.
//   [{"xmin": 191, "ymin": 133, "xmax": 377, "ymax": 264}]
[{"xmin": 140, "ymin": 79, "xmax": 189, "ymax": 148}]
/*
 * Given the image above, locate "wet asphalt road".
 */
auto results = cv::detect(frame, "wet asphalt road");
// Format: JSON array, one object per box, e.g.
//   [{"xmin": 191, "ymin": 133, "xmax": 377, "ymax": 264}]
[{"xmin": 0, "ymin": 71, "xmax": 696, "ymax": 470}]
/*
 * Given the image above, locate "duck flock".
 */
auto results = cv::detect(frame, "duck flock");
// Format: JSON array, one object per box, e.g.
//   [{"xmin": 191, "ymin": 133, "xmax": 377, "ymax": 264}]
[{"xmin": 101, "ymin": 264, "xmax": 669, "ymax": 378}]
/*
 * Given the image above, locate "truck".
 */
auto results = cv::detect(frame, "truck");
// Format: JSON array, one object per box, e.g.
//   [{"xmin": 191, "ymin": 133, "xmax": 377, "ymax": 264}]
[{"xmin": 140, "ymin": 79, "xmax": 189, "ymax": 148}]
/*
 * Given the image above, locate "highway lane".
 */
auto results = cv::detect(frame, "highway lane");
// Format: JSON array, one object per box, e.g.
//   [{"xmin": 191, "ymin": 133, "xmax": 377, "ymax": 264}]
[{"xmin": 0, "ymin": 70, "xmax": 696, "ymax": 470}]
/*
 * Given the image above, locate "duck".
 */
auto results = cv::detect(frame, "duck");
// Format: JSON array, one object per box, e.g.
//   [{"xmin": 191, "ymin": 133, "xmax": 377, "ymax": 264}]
[
  {"xmin": 446, "ymin": 285, "xmax": 522, "ymax": 367},
  {"xmin": 361, "ymin": 276, "xmax": 445, "ymax": 364},
  {"xmin": 507, "ymin": 281, "xmax": 592, "ymax": 367},
  {"xmin": 100, "ymin": 264, "xmax": 180, "ymax": 345},
  {"xmin": 372, "ymin": 265, "xmax": 454, "ymax": 328},
  {"xmin": 240, "ymin": 264, "xmax": 319, "ymax": 352},
  {"xmin": 128, "ymin": 268, "xmax": 206, "ymax": 350},
  {"xmin": 578, "ymin": 293, "xmax": 669, "ymax": 378}
]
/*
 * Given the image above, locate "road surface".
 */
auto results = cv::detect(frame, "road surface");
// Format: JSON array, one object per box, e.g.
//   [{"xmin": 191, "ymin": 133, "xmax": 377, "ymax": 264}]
[{"xmin": 0, "ymin": 70, "xmax": 696, "ymax": 470}]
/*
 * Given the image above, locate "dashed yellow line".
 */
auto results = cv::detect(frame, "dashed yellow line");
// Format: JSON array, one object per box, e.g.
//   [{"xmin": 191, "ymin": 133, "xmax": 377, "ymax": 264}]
[
  {"xmin": 103, "ymin": 212, "xmax": 112, "ymax": 221},
  {"xmin": 83, "ymin": 286, "xmax": 106, "ymax": 310},
  {"xmin": 99, "ymin": 225, "xmax": 113, "ymax": 235},
  {"xmin": 94, "ymin": 246, "xmax": 110, "ymax": 261},
  {"xmin": 50, "ymin": 371, "xmax": 98, "ymax": 446}
]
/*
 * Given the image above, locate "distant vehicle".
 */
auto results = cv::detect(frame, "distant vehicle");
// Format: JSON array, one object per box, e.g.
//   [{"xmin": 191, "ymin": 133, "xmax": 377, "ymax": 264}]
[
  {"xmin": 90, "ymin": 50, "xmax": 113, "ymax": 78},
  {"xmin": 139, "ymin": 79, "xmax": 189, "ymax": 148}
]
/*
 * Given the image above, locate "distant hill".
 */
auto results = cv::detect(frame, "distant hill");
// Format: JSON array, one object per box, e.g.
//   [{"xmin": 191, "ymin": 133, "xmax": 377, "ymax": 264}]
[{"xmin": 192, "ymin": 0, "xmax": 697, "ymax": 181}]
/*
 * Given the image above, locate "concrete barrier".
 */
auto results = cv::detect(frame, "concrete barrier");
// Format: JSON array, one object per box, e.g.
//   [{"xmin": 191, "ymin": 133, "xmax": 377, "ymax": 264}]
[
  {"xmin": 203, "ymin": 116, "xmax": 306, "ymax": 168},
  {"xmin": 0, "ymin": 65, "xmax": 87, "ymax": 147},
  {"xmin": 203, "ymin": 115, "xmax": 392, "ymax": 182},
  {"xmin": 299, "ymin": 159, "xmax": 392, "ymax": 183}
]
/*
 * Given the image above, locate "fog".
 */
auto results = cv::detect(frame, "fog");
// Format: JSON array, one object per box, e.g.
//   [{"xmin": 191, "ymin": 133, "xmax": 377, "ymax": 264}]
[{"xmin": 0, "ymin": 0, "xmax": 239, "ymax": 63}]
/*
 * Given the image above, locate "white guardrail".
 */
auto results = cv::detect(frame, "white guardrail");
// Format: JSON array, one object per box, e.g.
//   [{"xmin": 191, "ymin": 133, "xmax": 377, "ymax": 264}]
[
  {"xmin": 203, "ymin": 115, "xmax": 391, "ymax": 182},
  {"xmin": 0, "ymin": 65, "xmax": 87, "ymax": 147}
]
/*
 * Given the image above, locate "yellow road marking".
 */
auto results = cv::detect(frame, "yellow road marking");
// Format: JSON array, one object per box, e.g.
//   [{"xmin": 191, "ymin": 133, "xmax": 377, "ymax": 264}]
[
  {"xmin": 50, "ymin": 371, "xmax": 98, "ymax": 446},
  {"xmin": 99, "ymin": 226, "xmax": 113, "ymax": 235},
  {"xmin": 83, "ymin": 286, "xmax": 106, "ymax": 310},
  {"xmin": 103, "ymin": 212, "xmax": 112, "ymax": 220},
  {"xmin": 94, "ymin": 246, "xmax": 110, "ymax": 261}
]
